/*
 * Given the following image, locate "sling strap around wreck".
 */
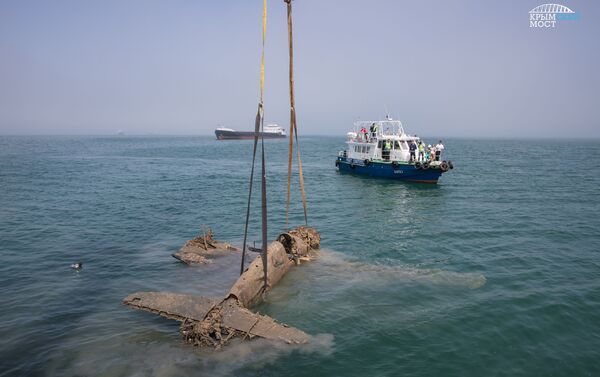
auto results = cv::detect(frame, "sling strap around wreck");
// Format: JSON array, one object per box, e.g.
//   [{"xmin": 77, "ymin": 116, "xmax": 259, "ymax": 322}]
[
  {"xmin": 284, "ymin": 0, "xmax": 309, "ymax": 229},
  {"xmin": 241, "ymin": 0, "xmax": 309, "ymax": 283},
  {"xmin": 122, "ymin": 0, "xmax": 322, "ymax": 349}
]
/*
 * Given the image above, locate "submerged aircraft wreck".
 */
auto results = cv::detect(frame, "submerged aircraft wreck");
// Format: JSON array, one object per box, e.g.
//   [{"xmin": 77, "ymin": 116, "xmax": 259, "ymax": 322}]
[
  {"xmin": 124, "ymin": 0, "xmax": 314, "ymax": 350},
  {"xmin": 123, "ymin": 227, "xmax": 320, "ymax": 349}
]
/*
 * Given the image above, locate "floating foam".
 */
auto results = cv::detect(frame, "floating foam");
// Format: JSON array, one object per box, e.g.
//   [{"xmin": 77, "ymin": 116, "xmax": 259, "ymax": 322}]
[{"xmin": 310, "ymin": 250, "xmax": 486, "ymax": 289}]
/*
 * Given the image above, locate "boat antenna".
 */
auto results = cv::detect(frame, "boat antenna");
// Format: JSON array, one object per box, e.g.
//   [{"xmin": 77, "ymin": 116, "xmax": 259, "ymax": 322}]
[
  {"xmin": 284, "ymin": 0, "xmax": 308, "ymax": 229},
  {"xmin": 384, "ymin": 104, "xmax": 391, "ymax": 120}
]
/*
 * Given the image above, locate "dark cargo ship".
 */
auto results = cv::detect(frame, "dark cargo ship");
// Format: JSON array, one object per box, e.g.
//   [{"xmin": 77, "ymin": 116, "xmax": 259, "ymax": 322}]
[{"xmin": 215, "ymin": 124, "xmax": 286, "ymax": 140}]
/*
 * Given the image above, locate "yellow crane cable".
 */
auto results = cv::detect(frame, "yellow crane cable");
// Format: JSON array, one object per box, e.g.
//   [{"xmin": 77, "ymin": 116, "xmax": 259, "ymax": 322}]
[
  {"xmin": 240, "ymin": 0, "xmax": 268, "ymax": 282},
  {"xmin": 260, "ymin": 0, "xmax": 266, "ymax": 103}
]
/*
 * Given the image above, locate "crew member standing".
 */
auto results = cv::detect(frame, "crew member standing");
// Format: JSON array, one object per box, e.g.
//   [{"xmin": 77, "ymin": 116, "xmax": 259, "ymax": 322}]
[
  {"xmin": 371, "ymin": 123, "xmax": 378, "ymax": 139},
  {"xmin": 383, "ymin": 139, "xmax": 392, "ymax": 161},
  {"xmin": 435, "ymin": 140, "xmax": 444, "ymax": 161},
  {"xmin": 409, "ymin": 141, "xmax": 417, "ymax": 163},
  {"xmin": 418, "ymin": 141, "xmax": 425, "ymax": 162},
  {"xmin": 360, "ymin": 126, "xmax": 368, "ymax": 141}
]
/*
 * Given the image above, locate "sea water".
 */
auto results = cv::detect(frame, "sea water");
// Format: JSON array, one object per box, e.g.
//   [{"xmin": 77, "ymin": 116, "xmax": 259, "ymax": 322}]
[{"xmin": 0, "ymin": 136, "xmax": 599, "ymax": 376}]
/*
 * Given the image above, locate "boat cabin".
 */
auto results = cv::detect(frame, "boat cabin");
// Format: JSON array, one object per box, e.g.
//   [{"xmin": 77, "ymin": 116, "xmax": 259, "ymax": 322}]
[{"xmin": 343, "ymin": 120, "xmax": 420, "ymax": 162}]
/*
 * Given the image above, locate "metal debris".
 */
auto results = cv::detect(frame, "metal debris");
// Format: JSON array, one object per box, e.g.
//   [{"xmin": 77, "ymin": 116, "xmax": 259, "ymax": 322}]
[
  {"xmin": 172, "ymin": 227, "xmax": 240, "ymax": 265},
  {"xmin": 123, "ymin": 227, "xmax": 320, "ymax": 348}
]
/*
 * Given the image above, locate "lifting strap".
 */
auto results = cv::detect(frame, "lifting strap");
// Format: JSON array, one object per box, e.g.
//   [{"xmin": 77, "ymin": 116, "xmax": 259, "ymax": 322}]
[
  {"xmin": 240, "ymin": 0, "xmax": 269, "ymax": 293},
  {"xmin": 284, "ymin": 0, "xmax": 308, "ymax": 227},
  {"xmin": 240, "ymin": 103, "xmax": 262, "ymax": 276}
]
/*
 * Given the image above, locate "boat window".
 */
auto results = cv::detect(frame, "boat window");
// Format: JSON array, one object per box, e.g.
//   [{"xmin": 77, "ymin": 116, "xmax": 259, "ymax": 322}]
[
  {"xmin": 393, "ymin": 141, "xmax": 400, "ymax": 150},
  {"xmin": 377, "ymin": 141, "xmax": 383, "ymax": 149},
  {"xmin": 366, "ymin": 146, "xmax": 371, "ymax": 153},
  {"xmin": 400, "ymin": 141, "xmax": 408, "ymax": 151}
]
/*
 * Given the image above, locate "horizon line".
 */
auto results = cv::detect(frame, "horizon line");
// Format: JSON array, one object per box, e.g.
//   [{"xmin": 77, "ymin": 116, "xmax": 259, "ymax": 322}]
[{"xmin": 1, "ymin": 134, "xmax": 599, "ymax": 140}]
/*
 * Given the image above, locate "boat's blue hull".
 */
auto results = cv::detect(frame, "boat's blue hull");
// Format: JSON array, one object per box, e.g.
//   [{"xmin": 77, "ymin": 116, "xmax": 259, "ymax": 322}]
[{"xmin": 335, "ymin": 157, "xmax": 443, "ymax": 183}]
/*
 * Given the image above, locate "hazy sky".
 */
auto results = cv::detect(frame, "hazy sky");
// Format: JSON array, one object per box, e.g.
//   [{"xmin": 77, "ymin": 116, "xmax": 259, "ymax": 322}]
[{"xmin": 1, "ymin": 0, "xmax": 598, "ymax": 137}]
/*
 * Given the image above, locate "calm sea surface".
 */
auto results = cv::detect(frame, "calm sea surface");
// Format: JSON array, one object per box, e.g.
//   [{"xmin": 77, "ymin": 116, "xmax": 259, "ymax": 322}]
[{"xmin": 0, "ymin": 136, "xmax": 599, "ymax": 376}]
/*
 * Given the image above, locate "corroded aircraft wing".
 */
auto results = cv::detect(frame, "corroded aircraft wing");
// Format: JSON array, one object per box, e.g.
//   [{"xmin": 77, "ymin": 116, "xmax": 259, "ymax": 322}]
[
  {"xmin": 123, "ymin": 292, "xmax": 217, "ymax": 321},
  {"xmin": 123, "ymin": 292, "xmax": 309, "ymax": 344}
]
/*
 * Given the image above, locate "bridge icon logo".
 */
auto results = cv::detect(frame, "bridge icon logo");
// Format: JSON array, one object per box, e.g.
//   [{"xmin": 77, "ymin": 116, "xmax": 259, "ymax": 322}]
[{"xmin": 529, "ymin": 4, "xmax": 579, "ymax": 28}]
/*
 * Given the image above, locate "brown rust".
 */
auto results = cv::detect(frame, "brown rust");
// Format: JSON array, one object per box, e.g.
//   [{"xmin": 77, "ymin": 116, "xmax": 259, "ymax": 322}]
[
  {"xmin": 228, "ymin": 241, "xmax": 294, "ymax": 308},
  {"xmin": 124, "ymin": 226, "xmax": 320, "ymax": 348},
  {"xmin": 122, "ymin": 292, "xmax": 217, "ymax": 321},
  {"xmin": 289, "ymin": 226, "xmax": 321, "ymax": 250},
  {"xmin": 228, "ymin": 227, "xmax": 320, "ymax": 308},
  {"xmin": 172, "ymin": 227, "xmax": 240, "ymax": 265}
]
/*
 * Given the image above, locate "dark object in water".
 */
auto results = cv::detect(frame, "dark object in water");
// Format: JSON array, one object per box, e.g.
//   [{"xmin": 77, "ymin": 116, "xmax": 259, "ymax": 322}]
[
  {"xmin": 70, "ymin": 262, "xmax": 83, "ymax": 270},
  {"xmin": 123, "ymin": 227, "xmax": 320, "ymax": 348},
  {"xmin": 172, "ymin": 227, "xmax": 239, "ymax": 265}
]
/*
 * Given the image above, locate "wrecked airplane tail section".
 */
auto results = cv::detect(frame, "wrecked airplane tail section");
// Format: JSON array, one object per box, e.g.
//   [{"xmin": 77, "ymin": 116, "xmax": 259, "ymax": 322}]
[
  {"xmin": 172, "ymin": 228, "xmax": 240, "ymax": 265},
  {"xmin": 181, "ymin": 297, "xmax": 310, "ymax": 348},
  {"xmin": 123, "ymin": 227, "xmax": 320, "ymax": 349}
]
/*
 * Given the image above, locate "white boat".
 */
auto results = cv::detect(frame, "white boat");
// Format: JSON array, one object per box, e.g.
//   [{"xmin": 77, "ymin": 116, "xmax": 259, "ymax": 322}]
[{"xmin": 335, "ymin": 117, "xmax": 453, "ymax": 184}]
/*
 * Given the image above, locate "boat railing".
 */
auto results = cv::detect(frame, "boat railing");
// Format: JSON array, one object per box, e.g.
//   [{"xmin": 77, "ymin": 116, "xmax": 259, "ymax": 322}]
[{"xmin": 354, "ymin": 120, "xmax": 404, "ymax": 137}]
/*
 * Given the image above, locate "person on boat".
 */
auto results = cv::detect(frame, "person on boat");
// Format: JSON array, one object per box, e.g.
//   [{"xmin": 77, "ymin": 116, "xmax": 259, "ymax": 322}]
[
  {"xmin": 371, "ymin": 123, "xmax": 378, "ymax": 139},
  {"xmin": 425, "ymin": 145, "xmax": 432, "ymax": 161},
  {"xmin": 418, "ymin": 141, "xmax": 425, "ymax": 162},
  {"xmin": 409, "ymin": 141, "xmax": 417, "ymax": 163},
  {"xmin": 435, "ymin": 140, "xmax": 444, "ymax": 161},
  {"xmin": 383, "ymin": 139, "xmax": 391, "ymax": 160},
  {"xmin": 360, "ymin": 127, "xmax": 368, "ymax": 141}
]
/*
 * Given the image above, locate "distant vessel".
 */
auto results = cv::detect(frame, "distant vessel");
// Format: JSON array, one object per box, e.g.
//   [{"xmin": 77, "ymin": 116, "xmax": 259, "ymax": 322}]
[
  {"xmin": 215, "ymin": 124, "xmax": 286, "ymax": 140},
  {"xmin": 335, "ymin": 118, "xmax": 453, "ymax": 184}
]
